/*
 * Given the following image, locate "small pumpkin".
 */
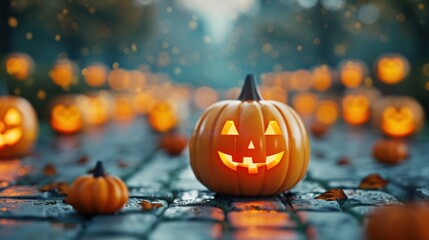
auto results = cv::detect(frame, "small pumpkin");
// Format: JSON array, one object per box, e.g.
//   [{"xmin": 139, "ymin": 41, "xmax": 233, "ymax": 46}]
[
  {"xmin": 372, "ymin": 139, "xmax": 408, "ymax": 165},
  {"xmin": 373, "ymin": 96, "xmax": 425, "ymax": 138},
  {"xmin": 366, "ymin": 203, "xmax": 429, "ymax": 240},
  {"xmin": 82, "ymin": 63, "xmax": 108, "ymax": 87},
  {"xmin": 159, "ymin": 132, "xmax": 188, "ymax": 156},
  {"xmin": 189, "ymin": 74, "xmax": 310, "ymax": 196},
  {"xmin": 66, "ymin": 161, "xmax": 129, "ymax": 215},
  {"xmin": 0, "ymin": 91, "xmax": 38, "ymax": 159}
]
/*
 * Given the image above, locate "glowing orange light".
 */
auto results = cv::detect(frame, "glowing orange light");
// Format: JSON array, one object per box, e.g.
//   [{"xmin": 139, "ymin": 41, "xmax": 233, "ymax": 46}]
[
  {"xmin": 292, "ymin": 93, "xmax": 318, "ymax": 116},
  {"xmin": 376, "ymin": 54, "xmax": 409, "ymax": 84},
  {"xmin": 5, "ymin": 53, "xmax": 34, "ymax": 80},
  {"xmin": 108, "ymin": 69, "xmax": 131, "ymax": 91},
  {"xmin": 260, "ymin": 86, "xmax": 287, "ymax": 103},
  {"xmin": 193, "ymin": 87, "xmax": 219, "ymax": 109},
  {"xmin": 82, "ymin": 63, "xmax": 108, "ymax": 87},
  {"xmin": 148, "ymin": 101, "xmax": 178, "ymax": 133},
  {"xmin": 312, "ymin": 65, "xmax": 333, "ymax": 92},
  {"xmin": 50, "ymin": 59, "xmax": 78, "ymax": 89},
  {"xmin": 315, "ymin": 101, "xmax": 339, "ymax": 125},
  {"xmin": 289, "ymin": 70, "xmax": 313, "ymax": 91},
  {"xmin": 339, "ymin": 60, "xmax": 367, "ymax": 88},
  {"xmin": 77, "ymin": 92, "xmax": 112, "ymax": 126},
  {"xmin": 112, "ymin": 94, "xmax": 135, "ymax": 122}
]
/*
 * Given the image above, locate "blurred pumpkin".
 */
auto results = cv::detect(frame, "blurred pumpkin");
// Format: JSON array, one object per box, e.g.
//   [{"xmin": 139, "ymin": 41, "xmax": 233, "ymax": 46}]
[
  {"xmin": 132, "ymin": 90, "xmax": 155, "ymax": 115},
  {"xmin": 291, "ymin": 93, "xmax": 318, "ymax": 116},
  {"xmin": 373, "ymin": 96, "xmax": 424, "ymax": 138},
  {"xmin": 376, "ymin": 54, "xmax": 409, "ymax": 85},
  {"xmin": 77, "ymin": 91, "xmax": 112, "ymax": 126},
  {"xmin": 66, "ymin": 161, "xmax": 129, "ymax": 215},
  {"xmin": 339, "ymin": 60, "xmax": 367, "ymax": 88},
  {"xmin": 193, "ymin": 86, "xmax": 219, "ymax": 109},
  {"xmin": 0, "ymin": 95, "xmax": 38, "ymax": 158},
  {"xmin": 128, "ymin": 71, "xmax": 147, "ymax": 91},
  {"xmin": 49, "ymin": 95, "xmax": 84, "ymax": 134},
  {"xmin": 372, "ymin": 139, "xmax": 408, "ymax": 165},
  {"xmin": 341, "ymin": 87, "xmax": 381, "ymax": 126},
  {"xmin": 312, "ymin": 65, "xmax": 333, "ymax": 92},
  {"xmin": 50, "ymin": 59, "xmax": 78, "ymax": 89},
  {"xmin": 108, "ymin": 69, "xmax": 131, "ymax": 91},
  {"xmin": 366, "ymin": 203, "xmax": 429, "ymax": 240},
  {"xmin": 5, "ymin": 53, "xmax": 34, "ymax": 80},
  {"xmin": 82, "ymin": 63, "xmax": 108, "ymax": 87},
  {"xmin": 189, "ymin": 74, "xmax": 310, "ymax": 196},
  {"xmin": 159, "ymin": 132, "xmax": 188, "ymax": 156},
  {"xmin": 315, "ymin": 100, "xmax": 339, "ymax": 125},
  {"xmin": 148, "ymin": 100, "xmax": 178, "ymax": 133},
  {"xmin": 112, "ymin": 94, "xmax": 135, "ymax": 122},
  {"xmin": 309, "ymin": 121, "xmax": 330, "ymax": 138},
  {"xmin": 260, "ymin": 86, "xmax": 287, "ymax": 103},
  {"xmin": 289, "ymin": 70, "xmax": 313, "ymax": 91}
]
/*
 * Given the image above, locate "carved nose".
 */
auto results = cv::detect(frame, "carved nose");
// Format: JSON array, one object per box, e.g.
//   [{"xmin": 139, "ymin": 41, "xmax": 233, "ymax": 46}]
[{"xmin": 248, "ymin": 140, "xmax": 255, "ymax": 149}]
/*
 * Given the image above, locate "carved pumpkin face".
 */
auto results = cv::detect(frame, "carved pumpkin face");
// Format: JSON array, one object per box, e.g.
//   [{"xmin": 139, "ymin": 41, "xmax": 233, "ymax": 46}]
[
  {"xmin": 190, "ymin": 75, "xmax": 310, "ymax": 196},
  {"xmin": 77, "ymin": 92, "xmax": 112, "ymax": 126},
  {"xmin": 342, "ymin": 95, "xmax": 370, "ymax": 125},
  {"xmin": 148, "ymin": 101, "xmax": 178, "ymax": 133},
  {"xmin": 376, "ymin": 54, "xmax": 409, "ymax": 84},
  {"xmin": 373, "ymin": 96, "xmax": 424, "ymax": 138},
  {"xmin": 82, "ymin": 64, "xmax": 108, "ymax": 87},
  {"xmin": 0, "ymin": 97, "xmax": 38, "ymax": 158},
  {"xmin": 49, "ymin": 95, "xmax": 83, "ymax": 134}
]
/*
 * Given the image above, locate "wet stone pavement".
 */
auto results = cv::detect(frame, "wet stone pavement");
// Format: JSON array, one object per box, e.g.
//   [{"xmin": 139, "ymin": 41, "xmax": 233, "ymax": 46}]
[{"xmin": 0, "ymin": 119, "xmax": 428, "ymax": 240}]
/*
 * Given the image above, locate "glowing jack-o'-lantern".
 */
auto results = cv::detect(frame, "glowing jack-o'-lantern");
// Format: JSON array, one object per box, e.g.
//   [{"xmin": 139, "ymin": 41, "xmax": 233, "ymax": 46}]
[
  {"xmin": 148, "ymin": 100, "xmax": 178, "ymax": 133},
  {"xmin": 82, "ymin": 63, "xmax": 108, "ymax": 87},
  {"xmin": 50, "ymin": 59, "xmax": 78, "ymax": 89},
  {"xmin": 77, "ymin": 92, "xmax": 112, "ymax": 126},
  {"xmin": 5, "ymin": 53, "xmax": 35, "ymax": 80},
  {"xmin": 312, "ymin": 65, "xmax": 333, "ymax": 92},
  {"xmin": 341, "ymin": 88, "xmax": 381, "ymax": 126},
  {"xmin": 339, "ymin": 60, "xmax": 367, "ymax": 88},
  {"xmin": 49, "ymin": 95, "xmax": 84, "ymax": 134},
  {"xmin": 291, "ymin": 93, "xmax": 318, "ymax": 116},
  {"xmin": 373, "ymin": 96, "xmax": 424, "ymax": 138},
  {"xmin": 0, "ymin": 96, "xmax": 38, "ymax": 159},
  {"xmin": 112, "ymin": 94, "xmax": 135, "ymax": 122},
  {"xmin": 376, "ymin": 54, "xmax": 409, "ymax": 84},
  {"xmin": 189, "ymin": 74, "xmax": 310, "ymax": 196}
]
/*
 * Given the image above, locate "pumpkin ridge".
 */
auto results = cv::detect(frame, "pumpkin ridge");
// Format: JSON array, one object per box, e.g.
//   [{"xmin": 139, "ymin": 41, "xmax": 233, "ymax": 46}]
[
  {"xmin": 252, "ymin": 102, "xmax": 267, "ymax": 195},
  {"xmin": 105, "ymin": 177, "xmax": 121, "ymax": 214},
  {"xmin": 289, "ymin": 106, "xmax": 310, "ymax": 184},
  {"xmin": 77, "ymin": 178, "xmax": 95, "ymax": 215},
  {"xmin": 271, "ymin": 102, "xmax": 293, "ymax": 193},
  {"xmin": 110, "ymin": 176, "xmax": 128, "ymax": 210}
]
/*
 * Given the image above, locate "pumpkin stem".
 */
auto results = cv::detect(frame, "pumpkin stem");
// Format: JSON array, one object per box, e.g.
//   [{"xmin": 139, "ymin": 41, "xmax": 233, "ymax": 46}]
[
  {"xmin": 237, "ymin": 74, "xmax": 262, "ymax": 101},
  {"xmin": 93, "ymin": 161, "xmax": 105, "ymax": 178}
]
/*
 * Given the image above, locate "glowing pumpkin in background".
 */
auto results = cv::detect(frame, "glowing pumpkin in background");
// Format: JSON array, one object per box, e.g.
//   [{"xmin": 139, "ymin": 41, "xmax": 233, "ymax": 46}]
[
  {"xmin": 148, "ymin": 100, "xmax": 178, "ymax": 133},
  {"xmin": 260, "ymin": 86, "xmax": 287, "ymax": 103},
  {"xmin": 193, "ymin": 86, "xmax": 219, "ymax": 110},
  {"xmin": 132, "ymin": 90, "xmax": 156, "ymax": 115},
  {"xmin": 49, "ymin": 95, "xmax": 84, "ymax": 134},
  {"xmin": 376, "ymin": 54, "xmax": 409, "ymax": 85},
  {"xmin": 341, "ymin": 87, "xmax": 381, "ymax": 126},
  {"xmin": 82, "ymin": 63, "xmax": 108, "ymax": 87},
  {"xmin": 373, "ymin": 96, "xmax": 425, "ymax": 138},
  {"xmin": 77, "ymin": 92, "xmax": 112, "ymax": 126},
  {"xmin": 339, "ymin": 60, "xmax": 367, "ymax": 88},
  {"xmin": 50, "ymin": 59, "xmax": 78, "ymax": 90},
  {"xmin": 312, "ymin": 65, "xmax": 333, "ymax": 92},
  {"xmin": 112, "ymin": 94, "xmax": 135, "ymax": 122},
  {"xmin": 5, "ymin": 53, "xmax": 34, "ymax": 81},
  {"xmin": 189, "ymin": 74, "xmax": 310, "ymax": 196},
  {"xmin": 289, "ymin": 70, "xmax": 313, "ymax": 91},
  {"xmin": 0, "ymin": 96, "xmax": 38, "ymax": 159},
  {"xmin": 315, "ymin": 100, "xmax": 339, "ymax": 126},
  {"xmin": 291, "ymin": 93, "xmax": 318, "ymax": 116},
  {"xmin": 108, "ymin": 69, "xmax": 131, "ymax": 91}
]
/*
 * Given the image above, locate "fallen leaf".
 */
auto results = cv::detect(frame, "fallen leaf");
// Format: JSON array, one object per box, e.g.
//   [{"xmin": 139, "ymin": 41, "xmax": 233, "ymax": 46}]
[
  {"xmin": 39, "ymin": 181, "xmax": 69, "ymax": 195},
  {"xmin": 76, "ymin": 156, "xmax": 89, "ymax": 165},
  {"xmin": 43, "ymin": 164, "xmax": 57, "ymax": 176},
  {"xmin": 141, "ymin": 200, "xmax": 163, "ymax": 210},
  {"xmin": 117, "ymin": 160, "xmax": 128, "ymax": 168},
  {"xmin": 337, "ymin": 156, "xmax": 351, "ymax": 166},
  {"xmin": 315, "ymin": 189, "xmax": 347, "ymax": 201},
  {"xmin": 359, "ymin": 174, "xmax": 389, "ymax": 190}
]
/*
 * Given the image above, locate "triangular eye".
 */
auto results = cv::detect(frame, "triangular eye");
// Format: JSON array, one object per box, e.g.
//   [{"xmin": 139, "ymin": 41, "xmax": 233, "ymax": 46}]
[
  {"xmin": 221, "ymin": 120, "xmax": 239, "ymax": 135},
  {"xmin": 4, "ymin": 108, "xmax": 22, "ymax": 125},
  {"xmin": 265, "ymin": 121, "xmax": 282, "ymax": 135}
]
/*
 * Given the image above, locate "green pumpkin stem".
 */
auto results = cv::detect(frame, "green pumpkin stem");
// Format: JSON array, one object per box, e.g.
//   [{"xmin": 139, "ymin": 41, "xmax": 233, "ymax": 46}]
[
  {"xmin": 93, "ymin": 161, "xmax": 105, "ymax": 178},
  {"xmin": 237, "ymin": 74, "xmax": 262, "ymax": 101}
]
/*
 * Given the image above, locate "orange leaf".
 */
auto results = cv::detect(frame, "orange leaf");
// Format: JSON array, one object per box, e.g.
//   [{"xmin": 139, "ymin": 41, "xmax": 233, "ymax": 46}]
[
  {"xmin": 359, "ymin": 174, "xmax": 388, "ymax": 190},
  {"xmin": 76, "ymin": 156, "xmax": 89, "ymax": 165},
  {"xmin": 337, "ymin": 156, "xmax": 351, "ymax": 166},
  {"xmin": 39, "ymin": 181, "xmax": 69, "ymax": 195},
  {"xmin": 141, "ymin": 200, "xmax": 163, "ymax": 210},
  {"xmin": 315, "ymin": 189, "xmax": 347, "ymax": 201},
  {"xmin": 43, "ymin": 164, "xmax": 57, "ymax": 176}
]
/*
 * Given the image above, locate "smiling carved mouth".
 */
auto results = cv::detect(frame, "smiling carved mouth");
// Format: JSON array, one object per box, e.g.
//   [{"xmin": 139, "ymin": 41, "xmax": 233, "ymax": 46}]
[{"xmin": 218, "ymin": 151, "xmax": 284, "ymax": 174}]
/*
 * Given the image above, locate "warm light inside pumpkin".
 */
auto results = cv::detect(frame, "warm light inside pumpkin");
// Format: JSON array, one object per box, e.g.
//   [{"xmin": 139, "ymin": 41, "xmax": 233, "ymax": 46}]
[
  {"xmin": 113, "ymin": 95, "xmax": 135, "ymax": 122},
  {"xmin": 312, "ymin": 65, "xmax": 332, "ymax": 92},
  {"xmin": 50, "ymin": 105, "xmax": 83, "ymax": 134},
  {"xmin": 148, "ymin": 101, "xmax": 178, "ymax": 132},
  {"xmin": 292, "ymin": 93, "xmax": 318, "ymax": 116},
  {"xmin": 381, "ymin": 107, "xmax": 416, "ymax": 137},
  {"xmin": 50, "ymin": 60, "xmax": 77, "ymax": 89},
  {"xmin": 315, "ymin": 101, "xmax": 338, "ymax": 125},
  {"xmin": 342, "ymin": 95, "xmax": 370, "ymax": 125},
  {"xmin": 5, "ymin": 53, "xmax": 34, "ymax": 80},
  {"xmin": 376, "ymin": 55, "xmax": 409, "ymax": 84},
  {"xmin": 340, "ymin": 60, "xmax": 366, "ymax": 88},
  {"xmin": 82, "ymin": 64, "xmax": 108, "ymax": 87}
]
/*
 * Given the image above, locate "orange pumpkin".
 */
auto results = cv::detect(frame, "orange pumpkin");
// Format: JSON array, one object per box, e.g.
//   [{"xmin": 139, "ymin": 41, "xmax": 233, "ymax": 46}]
[
  {"xmin": 50, "ymin": 59, "xmax": 78, "ymax": 89},
  {"xmin": 82, "ymin": 63, "xmax": 108, "ymax": 87},
  {"xmin": 112, "ymin": 94, "xmax": 135, "ymax": 122},
  {"xmin": 66, "ymin": 161, "xmax": 129, "ymax": 215},
  {"xmin": 372, "ymin": 139, "xmax": 408, "ymax": 165},
  {"xmin": 339, "ymin": 60, "xmax": 367, "ymax": 88},
  {"xmin": 148, "ymin": 100, "xmax": 178, "ymax": 133},
  {"xmin": 260, "ymin": 86, "xmax": 287, "ymax": 103},
  {"xmin": 291, "ymin": 92, "xmax": 318, "ymax": 116},
  {"xmin": 0, "ymin": 96, "xmax": 38, "ymax": 158},
  {"xmin": 376, "ymin": 54, "xmax": 409, "ymax": 85},
  {"xmin": 49, "ymin": 95, "xmax": 84, "ymax": 134},
  {"xmin": 341, "ymin": 87, "xmax": 381, "ymax": 126},
  {"xmin": 5, "ymin": 53, "xmax": 34, "ymax": 80},
  {"xmin": 159, "ymin": 132, "xmax": 188, "ymax": 156},
  {"xmin": 373, "ymin": 96, "xmax": 424, "ymax": 138},
  {"xmin": 366, "ymin": 203, "xmax": 429, "ymax": 240},
  {"xmin": 77, "ymin": 92, "xmax": 112, "ymax": 126},
  {"xmin": 189, "ymin": 74, "xmax": 310, "ymax": 196},
  {"xmin": 315, "ymin": 100, "xmax": 339, "ymax": 125},
  {"xmin": 309, "ymin": 121, "xmax": 330, "ymax": 138},
  {"xmin": 312, "ymin": 65, "xmax": 333, "ymax": 92}
]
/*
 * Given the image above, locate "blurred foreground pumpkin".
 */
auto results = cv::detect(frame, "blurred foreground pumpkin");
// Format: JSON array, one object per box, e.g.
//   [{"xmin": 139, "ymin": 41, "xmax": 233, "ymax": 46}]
[
  {"xmin": 159, "ymin": 132, "xmax": 188, "ymax": 156},
  {"xmin": 372, "ymin": 139, "xmax": 408, "ymax": 165},
  {"xmin": 66, "ymin": 161, "xmax": 128, "ymax": 215},
  {"xmin": 189, "ymin": 74, "xmax": 310, "ymax": 196},
  {"xmin": 366, "ymin": 203, "xmax": 429, "ymax": 240},
  {"xmin": 373, "ymin": 96, "xmax": 424, "ymax": 138}
]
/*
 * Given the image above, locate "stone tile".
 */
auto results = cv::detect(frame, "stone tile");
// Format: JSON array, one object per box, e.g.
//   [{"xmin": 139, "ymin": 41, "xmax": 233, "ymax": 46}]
[
  {"xmin": 0, "ymin": 219, "xmax": 81, "ymax": 240},
  {"xmin": 122, "ymin": 198, "xmax": 167, "ymax": 215},
  {"xmin": 230, "ymin": 199, "xmax": 286, "ymax": 211},
  {"xmin": 149, "ymin": 221, "xmax": 222, "ymax": 240},
  {"xmin": 172, "ymin": 190, "xmax": 215, "ymax": 206},
  {"xmin": 0, "ymin": 199, "xmax": 76, "ymax": 218},
  {"xmin": 349, "ymin": 206, "xmax": 378, "ymax": 217},
  {"xmin": 289, "ymin": 181, "xmax": 326, "ymax": 194},
  {"xmin": 290, "ymin": 198, "xmax": 341, "ymax": 212},
  {"xmin": 84, "ymin": 213, "xmax": 157, "ymax": 237},
  {"xmin": 415, "ymin": 187, "xmax": 429, "ymax": 200},
  {"xmin": 80, "ymin": 236, "xmax": 139, "ymax": 240},
  {"xmin": 170, "ymin": 179, "xmax": 209, "ymax": 191},
  {"xmin": 343, "ymin": 190, "xmax": 399, "ymax": 206},
  {"xmin": 228, "ymin": 211, "xmax": 296, "ymax": 229},
  {"xmin": 0, "ymin": 186, "xmax": 46, "ymax": 198},
  {"xmin": 326, "ymin": 179, "xmax": 361, "ymax": 189},
  {"xmin": 163, "ymin": 206, "xmax": 225, "ymax": 221},
  {"xmin": 227, "ymin": 228, "xmax": 306, "ymax": 240},
  {"xmin": 128, "ymin": 187, "xmax": 173, "ymax": 201},
  {"xmin": 297, "ymin": 211, "xmax": 362, "ymax": 240},
  {"xmin": 308, "ymin": 161, "xmax": 354, "ymax": 181}
]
